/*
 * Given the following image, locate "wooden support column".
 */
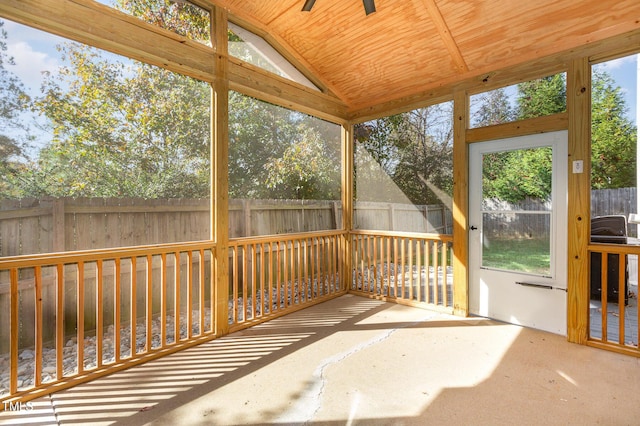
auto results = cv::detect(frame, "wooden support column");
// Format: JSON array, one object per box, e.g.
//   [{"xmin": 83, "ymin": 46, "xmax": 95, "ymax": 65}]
[
  {"xmin": 566, "ymin": 57, "xmax": 591, "ymax": 344},
  {"xmin": 212, "ymin": 6, "xmax": 229, "ymax": 336},
  {"xmin": 452, "ymin": 89, "xmax": 469, "ymax": 316},
  {"xmin": 341, "ymin": 123, "xmax": 354, "ymax": 291}
]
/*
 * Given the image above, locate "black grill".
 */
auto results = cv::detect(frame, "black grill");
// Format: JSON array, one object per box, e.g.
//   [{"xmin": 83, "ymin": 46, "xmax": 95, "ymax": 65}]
[{"xmin": 590, "ymin": 215, "xmax": 628, "ymax": 305}]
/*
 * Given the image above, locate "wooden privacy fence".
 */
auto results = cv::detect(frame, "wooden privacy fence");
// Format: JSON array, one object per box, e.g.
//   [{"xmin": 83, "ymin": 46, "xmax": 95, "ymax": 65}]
[
  {"xmin": 0, "ymin": 198, "xmax": 343, "ymax": 257},
  {"xmin": 0, "ymin": 197, "xmax": 453, "ymax": 257},
  {"xmin": 354, "ymin": 201, "xmax": 453, "ymax": 234},
  {"xmin": 482, "ymin": 188, "xmax": 639, "ymax": 239}
]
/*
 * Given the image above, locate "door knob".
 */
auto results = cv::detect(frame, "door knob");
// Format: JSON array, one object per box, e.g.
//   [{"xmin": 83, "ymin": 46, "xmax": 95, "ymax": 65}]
[{"xmin": 470, "ymin": 226, "xmax": 478, "ymax": 230}]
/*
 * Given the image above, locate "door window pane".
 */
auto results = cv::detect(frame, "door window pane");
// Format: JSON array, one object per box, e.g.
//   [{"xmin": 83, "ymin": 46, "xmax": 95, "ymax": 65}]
[{"xmin": 481, "ymin": 147, "xmax": 553, "ymax": 275}]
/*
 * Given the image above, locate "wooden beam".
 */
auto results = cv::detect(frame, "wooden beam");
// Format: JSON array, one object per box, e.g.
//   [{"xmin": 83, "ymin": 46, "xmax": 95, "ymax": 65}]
[
  {"xmin": 0, "ymin": 0, "xmax": 215, "ymax": 82},
  {"xmin": 452, "ymin": 89, "xmax": 468, "ymax": 317},
  {"xmin": 466, "ymin": 113, "xmax": 569, "ymax": 143},
  {"xmin": 212, "ymin": 5, "xmax": 230, "ymax": 336},
  {"xmin": 566, "ymin": 57, "xmax": 591, "ymax": 344},
  {"xmin": 420, "ymin": 0, "xmax": 468, "ymax": 73},
  {"xmin": 228, "ymin": 58, "xmax": 349, "ymax": 124}
]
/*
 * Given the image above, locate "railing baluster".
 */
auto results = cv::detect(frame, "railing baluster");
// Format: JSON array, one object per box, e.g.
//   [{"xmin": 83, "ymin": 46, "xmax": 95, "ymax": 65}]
[
  {"xmin": 56, "ymin": 264, "xmax": 64, "ymax": 379},
  {"xmin": 416, "ymin": 240, "xmax": 422, "ymax": 303},
  {"xmin": 618, "ymin": 254, "xmax": 625, "ymax": 345},
  {"xmin": 601, "ymin": 253, "xmax": 608, "ymax": 342},
  {"xmin": 174, "ymin": 253, "xmax": 181, "ymax": 342},
  {"xmin": 10, "ymin": 268, "xmax": 18, "ymax": 394},
  {"xmin": 130, "ymin": 256, "xmax": 137, "ymax": 356},
  {"xmin": 408, "ymin": 238, "xmax": 414, "ymax": 300},
  {"xmin": 77, "ymin": 262, "xmax": 85, "ymax": 374},
  {"xmin": 432, "ymin": 241, "xmax": 439, "ymax": 305},
  {"xmin": 146, "ymin": 255, "xmax": 152, "ymax": 351},
  {"xmin": 96, "ymin": 260, "xmax": 103, "ymax": 369},
  {"xmin": 35, "ymin": 265, "xmax": 43, "ymax": 387},
  {"xmin": 186, "ymin": 251, "xmax": 193, "ymax": 338},
  {"xmin": 251, "ymin": 243, "xmax": 257, "ymax": 319},
  {"xmin": 259, "ymin": 243, "xmax": 265, "ymax": 317},
  {"xmin": 161, "ymin": 253, "xmax": 167, "ymax": 346},
  {"xmin": 269, "ymin": 242, "xmax": 274, "ymax": 313},
  {"xmin": 114, "ymin": 258, "xmax": 121, "ymax": 362},
  {"xmin": 199, "ymin": 249, "xmax": 205, "ymax": 334}
]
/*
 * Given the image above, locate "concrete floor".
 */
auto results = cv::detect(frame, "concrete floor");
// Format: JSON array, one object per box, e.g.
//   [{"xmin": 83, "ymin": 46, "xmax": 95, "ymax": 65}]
[{"xmin": 2, "ymin": 294, "xmax": 640, "ymax": 425}]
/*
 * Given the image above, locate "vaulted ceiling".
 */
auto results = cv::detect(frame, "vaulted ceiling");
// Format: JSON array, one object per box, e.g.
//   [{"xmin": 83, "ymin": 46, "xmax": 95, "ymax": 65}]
[{"xmin": 210, "ymin": 0, "xmax": 640, "ymax": 112}]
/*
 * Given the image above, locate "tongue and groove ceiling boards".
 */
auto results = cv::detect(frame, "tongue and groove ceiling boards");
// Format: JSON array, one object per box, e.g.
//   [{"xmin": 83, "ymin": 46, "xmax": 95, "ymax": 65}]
[{"xmin": 211, "ymin": 0, "xmax": 640, "ymax": 115}]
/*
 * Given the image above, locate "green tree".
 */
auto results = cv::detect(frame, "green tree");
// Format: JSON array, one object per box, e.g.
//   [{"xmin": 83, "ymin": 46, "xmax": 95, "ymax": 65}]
[
  {"xmin": 591, "ymin": 68, "xmax": 636, "ymax": 189},
  {"xmin": 229, "ymin": 92, "xmax": 340, "ymax": 200},
  {"xmin": 480, "ymin": 70, "xmax": 636, "ymax": 201},
  {"xmin": 516, "ymin": 73, "xmax": 566, "ymax": 119},
  {"xmin": 479, "ymin": 75, "xmax": 565, "ymax": 202},
  {"xmin": 27, "ymin": 42, "xmax": 211, "ymax": 198},
  {"xmin": 472, "ymin": 87, "xmax": 514, "ymax": 127}
]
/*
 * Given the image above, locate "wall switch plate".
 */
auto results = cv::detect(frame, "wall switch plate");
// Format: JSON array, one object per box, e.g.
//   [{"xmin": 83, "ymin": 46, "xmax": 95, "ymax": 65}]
[{"xmin": 572, "ymin": 160, "xmax": 583, "ymax": 173}]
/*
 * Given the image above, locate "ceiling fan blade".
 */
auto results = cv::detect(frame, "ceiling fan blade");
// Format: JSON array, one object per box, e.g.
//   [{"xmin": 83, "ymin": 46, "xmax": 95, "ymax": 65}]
[
  {"xmin": 302, "ymin": 0, "xmax": 316, "ymax": 12},
  {"xmin": 363, "ymin": 0, "xmax": 376, "ymax": 15}
]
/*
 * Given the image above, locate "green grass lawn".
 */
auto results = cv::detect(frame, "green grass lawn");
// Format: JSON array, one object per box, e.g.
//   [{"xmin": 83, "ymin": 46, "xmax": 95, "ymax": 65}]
[{"xmin": 482, "ymin": 237, "xmax": 550, "ymax": 275}]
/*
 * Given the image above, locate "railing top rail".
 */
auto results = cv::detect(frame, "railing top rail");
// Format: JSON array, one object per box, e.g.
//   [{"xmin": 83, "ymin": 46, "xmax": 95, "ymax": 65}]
[
  {"xmin": 350, "ymin": 229, "xmax": 453, "ymax": 242},
  {"xmin": 0, "ymin": 241, "xmax": 216, "ymax": 269},
  {"xmin": 229, "ymin": 229, "xmax": 346, "ymax": 245},
  {"xmin": 588, "ymin": 243, "xmax": 640, "ymax": 255}
]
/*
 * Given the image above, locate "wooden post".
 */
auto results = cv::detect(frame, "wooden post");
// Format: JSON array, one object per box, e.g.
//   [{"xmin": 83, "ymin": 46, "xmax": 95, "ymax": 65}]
[
  {"xmin": 212, "ymin": 5, "xmax": 229, "ymax": 336},
  {"xmin": 52, "ymin": 198, "xmax": 66, "ymax": 252},
  {"xmin": 566, "ymin": 57, "xmax": 591, "ymax": 344},
  {"xmin": 341, "ymin": 123, "xmax": 354, "ymax": 291},
  {"xmin": 242, "ymin": 199, "xmax": 251, "ymax": 237},
  {"xmin": 452, "ymin": 89, "xmax": 469, "ymax": 316}
]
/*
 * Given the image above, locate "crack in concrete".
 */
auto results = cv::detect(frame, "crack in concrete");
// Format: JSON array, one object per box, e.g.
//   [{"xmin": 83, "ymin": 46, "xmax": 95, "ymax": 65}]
[{"xmin": 276, "ymin": 313, "xmax": 437, "ymax": 425}]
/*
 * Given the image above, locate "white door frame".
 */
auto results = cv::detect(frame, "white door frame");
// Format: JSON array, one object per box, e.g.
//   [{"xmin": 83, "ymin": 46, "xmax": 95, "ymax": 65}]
[{"xmin": 469, "ymin": 130, "xmax": 568, "ymax": 335}]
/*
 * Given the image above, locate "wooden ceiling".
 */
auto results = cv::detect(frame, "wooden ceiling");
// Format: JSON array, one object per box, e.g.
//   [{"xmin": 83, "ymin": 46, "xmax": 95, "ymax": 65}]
[{"xmin": 209, "ymin": 0, "xmax": 640, "ymax": 113}]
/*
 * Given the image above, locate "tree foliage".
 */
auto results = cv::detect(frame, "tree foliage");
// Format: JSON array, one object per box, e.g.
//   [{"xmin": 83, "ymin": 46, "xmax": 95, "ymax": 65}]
[
  {"xmin": 0, "ymin": 21, "xmax": 31, "ymax": 198},
  {"xmin": 479, "ymin": 71, "xmax": 636, "ymax": 202},
  {"xmin": 354, "ymin": 103, "xmax": 453, "ymax": 205},
  {"xmin": 591, "ymin": 68, "xmax": 637, "ymax": 189},
  {"xmin": 25, "ymin": 43, "xmax": 211, "ymax": 198}
]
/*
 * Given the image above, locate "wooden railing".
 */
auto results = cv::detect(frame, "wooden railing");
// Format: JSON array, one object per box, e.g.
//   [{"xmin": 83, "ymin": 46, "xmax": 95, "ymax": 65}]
[
  {"xmin": 588, "ymin": 244, "xmax": 640, "ymax": 356},
  {"xmin": 0, "ymin": 228, "xmax": 454, "ymax": 405},
  {"xmin": 0, "ymin": 241, "xmax": 217, "ymax": 404},
  {"xmin": 228, "ymin": 230, "xmax": 347, "ymax": 330},
  {"xmin": 350, "ymin": 231, "xmax": 454, "ymax": 312}
]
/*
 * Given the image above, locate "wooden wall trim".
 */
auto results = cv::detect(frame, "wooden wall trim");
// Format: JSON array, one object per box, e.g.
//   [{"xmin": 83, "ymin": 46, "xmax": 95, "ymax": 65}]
[
  {"xmin": 452, "ymin": 90, "xmax": 469, "ymax": 316},
  {"xmin": 566, "ymin": 58, "xmax": 591, "ymax": 344},
  {"xmin": 466, "ymin": 113, "xmax": 569, "ymax": 143}
]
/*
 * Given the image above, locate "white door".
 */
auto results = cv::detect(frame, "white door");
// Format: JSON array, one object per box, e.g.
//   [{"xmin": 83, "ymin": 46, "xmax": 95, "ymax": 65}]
[{"xmin": 469, "ymin": 131, "xmax": 568, "ymax": 335}]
